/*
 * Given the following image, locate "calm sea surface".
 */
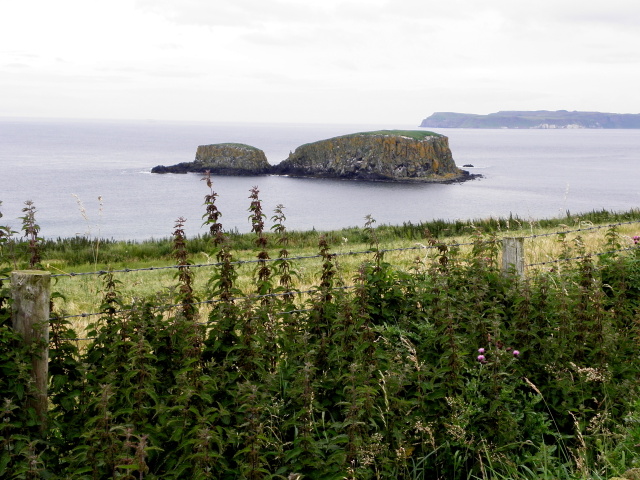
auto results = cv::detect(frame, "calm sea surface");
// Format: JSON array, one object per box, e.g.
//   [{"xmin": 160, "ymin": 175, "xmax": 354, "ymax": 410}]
[{"xmin": 1, "ymin": 118, "xmax": 639, "ymax": 241}]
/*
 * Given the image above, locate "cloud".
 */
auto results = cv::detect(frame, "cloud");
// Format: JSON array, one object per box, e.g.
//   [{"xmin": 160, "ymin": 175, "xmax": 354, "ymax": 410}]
[
  {"xmin": 4, "ymin": 63, "xmax": 31, "ymax": 70},
  {"xmin": 135, "ymin": 0, "xmax": 324, "ymax": 28},
  {"xmin": 2, "ymin": 0, "xmax": 640, "ymax": 122}
]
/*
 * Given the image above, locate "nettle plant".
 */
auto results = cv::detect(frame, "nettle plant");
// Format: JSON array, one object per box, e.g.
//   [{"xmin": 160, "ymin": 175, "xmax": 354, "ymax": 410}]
[
  {"xmin": 0, "ymin": 202, "xmax": 14, "ymax": 263},
  {"xmin": 2, "ymin": 188, "xmax": 640, "ymax": 478}
]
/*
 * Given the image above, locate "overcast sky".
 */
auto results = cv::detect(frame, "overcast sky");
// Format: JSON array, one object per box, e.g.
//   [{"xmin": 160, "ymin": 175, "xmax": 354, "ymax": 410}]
[{"xmin": 2, "ymin": 0, "xmax": 640, "ymax": 125}]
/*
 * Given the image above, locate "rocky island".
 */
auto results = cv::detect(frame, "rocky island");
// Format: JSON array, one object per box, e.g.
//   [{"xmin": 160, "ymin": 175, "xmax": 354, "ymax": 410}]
[
  {"xmin": 420, "ymin": 110, "xmax": 640, "ymax": 129},
  {"xmin": 151, "ymin": 143, "xmax": 271, "ymax": 175},
  {"xmin": 152, "ymin": 130, "xmax": 475, "ymax": 183},
  {"xmin": 272, "ymin": 130, "xmax": 467, "ymax": 182}
]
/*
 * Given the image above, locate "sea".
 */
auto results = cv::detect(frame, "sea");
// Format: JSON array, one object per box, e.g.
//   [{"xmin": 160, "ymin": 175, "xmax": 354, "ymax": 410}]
[{"xmin": 1, "ymin": 117, "xmax": 639, "ymax": 242}]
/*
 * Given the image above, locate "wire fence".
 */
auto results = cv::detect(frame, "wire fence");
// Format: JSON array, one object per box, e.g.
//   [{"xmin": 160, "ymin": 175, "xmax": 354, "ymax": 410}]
[
  {"xmin": 525, "ymin": 246, "xmax": 638, "ymax": 268},
  {"xmin": 4, "ymin": 219, "xmax": 640, "ymax": 344},
  {"xmin": 6, "ymin": 218, "xmax": 630, "ymax": 281},
  {"xmin": 57, "ymin": 284, "xmax": 357, "ymax": 323},
  {"xmin": 1, "ymin": 219, "xmax": 639, "ymax": 282},
  {"xmin": 54, "ymin": 286, "xmax": 358, "ymax": 342}
]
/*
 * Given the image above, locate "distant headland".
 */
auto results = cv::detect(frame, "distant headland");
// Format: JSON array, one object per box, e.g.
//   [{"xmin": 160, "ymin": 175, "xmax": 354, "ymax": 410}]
[
  {"xmin": 420, "ymin": 110, "xmax": 640, "ymax": 129},
  {"xmin": 152, "ymin": 130, "xmax": 479, "ymax": 183}
]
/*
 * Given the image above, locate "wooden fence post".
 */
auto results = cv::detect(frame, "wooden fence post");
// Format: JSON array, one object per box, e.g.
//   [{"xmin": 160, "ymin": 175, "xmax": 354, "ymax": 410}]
[
  {"xmin": 11, "ymin": 270, "xmax": 51, "ymax": 428},
  {"xmin": 501, "ymin": 237, "xmax": 525, "ymax": 277}
]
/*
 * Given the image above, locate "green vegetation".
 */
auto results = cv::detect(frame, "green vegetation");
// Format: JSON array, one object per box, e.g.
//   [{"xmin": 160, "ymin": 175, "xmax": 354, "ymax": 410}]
[
  {"xmin": 216, "ymin": 142, "xmax": 261, "ymax": 150},
  {"xmin": 2, "ymin": 192, "xmax": 640, "ymax": 478},
  {"xmin": 2, "ymin": 207, "xmax": 636, "ymax": 269},
  {"xmin": 292, "ymin": 130, "xmax": 441, "ymax": 151},
  {"xmin": 349, "ymin": 129, "xmax": 441, "ymax": 140}
]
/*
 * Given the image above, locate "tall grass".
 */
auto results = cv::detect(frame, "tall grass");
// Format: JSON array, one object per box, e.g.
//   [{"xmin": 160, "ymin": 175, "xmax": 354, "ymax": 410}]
[{"xmin": 4, "ymin": 207, "xmax": 639, "ymax": 269}]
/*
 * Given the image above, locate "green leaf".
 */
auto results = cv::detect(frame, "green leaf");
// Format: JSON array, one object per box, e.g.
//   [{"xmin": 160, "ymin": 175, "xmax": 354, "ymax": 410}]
[{"xmin": 0, "ymin": 450, "xmax": 10, "ymax": 475}]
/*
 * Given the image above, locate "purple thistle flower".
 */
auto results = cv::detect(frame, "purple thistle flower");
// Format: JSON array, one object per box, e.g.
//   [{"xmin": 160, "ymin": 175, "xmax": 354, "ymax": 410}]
[
  {"xmin": 478, "ymin": 348, "xmax": 485, "ymax": 354},
  {"xmin": 513, "ymin": 350, "xmax": 520, "ymax": 357},
  {"xmin": 477, "ymin": 354, "xmax": 486, "ymax": 363},
  {"xmin": 634, "ymin": 236, "xmax": 640, "ymax": 245}
]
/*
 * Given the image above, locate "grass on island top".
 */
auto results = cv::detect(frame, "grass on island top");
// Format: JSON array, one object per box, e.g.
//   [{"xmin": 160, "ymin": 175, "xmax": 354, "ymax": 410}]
[
  {"xmin": 210, "ymin": 132, "xmax": 440, "ymax": 151},
  {"xmin": 352, "ymin": 129, "xmax": 441, "ymax": 139},
  {"xmin": 293, "ymin": 130, "xmax": 441, "ymax": 149},
  {"xmin": 205, "ymin": 142, "xmax": 260, "ymax": 150}
]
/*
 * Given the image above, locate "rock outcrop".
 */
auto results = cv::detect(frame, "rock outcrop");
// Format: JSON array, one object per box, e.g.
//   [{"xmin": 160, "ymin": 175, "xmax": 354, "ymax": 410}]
[
  {"xmin": 271, "ymin": 130, "xmax": 465, "ymax": 182},
  {"xmin": 151, "ymin": 143, "xmax": 270, "ymax": 175}
]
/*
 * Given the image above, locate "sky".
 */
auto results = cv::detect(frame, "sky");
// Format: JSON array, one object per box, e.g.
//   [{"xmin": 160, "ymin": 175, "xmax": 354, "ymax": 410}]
[{"xmin": 2, "ymin": 0, "xmax": 640, "ymax": 125}]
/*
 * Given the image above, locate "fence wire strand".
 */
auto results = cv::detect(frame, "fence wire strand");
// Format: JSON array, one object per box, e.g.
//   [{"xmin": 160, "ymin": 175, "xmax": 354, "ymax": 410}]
[
  {"xmin": 49, "ymin": 218, "xmax": 640, "ymax": 278},
  {"xmin": 50, "ymin": 241, "xmax": 639, "ymax": 342},
  {"xmin": 525, "ymin": 246, "xmax": 637, "ymax": 268},
  {"xmin": 52, "ymin": 285, "xmax": 357, "ymax": 342},
  {"xmin": 4, "ymin": 218, "xmax": 639, "ymax": 343},
  {"xmin": 0, "ymin": 219, "xmax": 638, "ymax": 282}
]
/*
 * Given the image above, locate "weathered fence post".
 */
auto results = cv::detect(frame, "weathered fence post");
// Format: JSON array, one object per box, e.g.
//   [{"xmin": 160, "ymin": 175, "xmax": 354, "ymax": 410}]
[
  {"xmin": 11, "ymin": 270, "xmax": 51, "ymax": 428},
  {"xmin": 501, "ymin": 237, "xmax": 525, "ymax": 277}
]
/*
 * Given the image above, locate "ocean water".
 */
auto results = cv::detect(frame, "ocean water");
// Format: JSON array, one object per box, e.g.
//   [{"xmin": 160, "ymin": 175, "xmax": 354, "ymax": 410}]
[{"xmin": 1, "ymin": 117, "xmax": 639, "ymax": 241}]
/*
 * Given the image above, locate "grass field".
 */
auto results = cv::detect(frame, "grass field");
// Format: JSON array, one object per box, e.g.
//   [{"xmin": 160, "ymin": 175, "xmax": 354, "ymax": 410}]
[{"xmin": 39, "ymin": 211, "xmax": 640, "ymax": 336}]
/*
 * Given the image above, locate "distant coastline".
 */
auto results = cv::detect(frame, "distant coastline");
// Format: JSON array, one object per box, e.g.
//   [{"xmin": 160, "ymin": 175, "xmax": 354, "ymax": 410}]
[{"xmin": 420, "ymin": 110, "xmax": 640, "ymax": 129}]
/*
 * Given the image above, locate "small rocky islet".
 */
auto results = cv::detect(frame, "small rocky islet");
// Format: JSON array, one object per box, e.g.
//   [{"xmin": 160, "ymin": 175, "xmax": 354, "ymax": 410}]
[
  {"xmin": 150, "ymin": 143, "xmax": 270, "ymax": 176},
  {"xmin": 151, "ymin": 130, "xmax": 477, "ymax": 183}
]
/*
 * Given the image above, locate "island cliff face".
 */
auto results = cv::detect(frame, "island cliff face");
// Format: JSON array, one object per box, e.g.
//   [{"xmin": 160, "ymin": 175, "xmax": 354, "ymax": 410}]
[
  {"xmin": 151, "ymin": 143, "xmax": 270, "ymax": 175},
  {"xmin": 271, "ymin": 131, "xmax": 464, "ymax": 182}
]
